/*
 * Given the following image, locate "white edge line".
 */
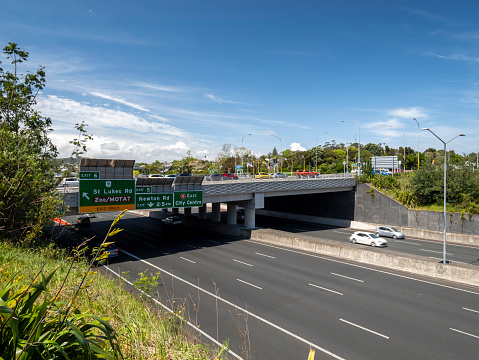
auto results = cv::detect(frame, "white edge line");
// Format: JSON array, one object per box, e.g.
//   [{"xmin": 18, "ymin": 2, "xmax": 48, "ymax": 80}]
[
  {"xmin": 340, "ymin": 319, "xmax": 389, "ymax": 339},
  {"xmin": 244, "ymin": 240, "xmax": 479, "ymax": 296},
  {"xmin": 232, "ymin": 259, "xmax": 253, "ymax": 267},
  {"xmin": 255, "ymin": 252, "xmax": 276, "ymax": 259},
  {"xmin": 420, "ymin": 249, "xmax": 453, "ymax": 255},
  {"xmin": 237, "ymin": 278, "xmax": 262, "ymax": 289},
  {"xmin": 180, "ymin": 256, "xmax": 196, "ymax": 264},
  {"xmin": 463, "ymin": 307, "xmax": 479, "ymax": 314},
  {"xmin": 207, "ymin": 240, "xmax": 221, "ymax": 244},
  {"xmin": 104, "ymin": 266, "xmax": 243, "ymax": 360},
  {"xmin": 309, "ymin": 283, "xmax": 343, "ymax": 295},
  {"xmin": 331, "ymin": 273, "xmax": 364, "ymax": 283},
  {"xmin": 117, "ymin": 247, "xmax": 346, "ymax": 360},
  {"xmin": 450, "ymin": 328, "xmax": 479, "ymax": 339}
]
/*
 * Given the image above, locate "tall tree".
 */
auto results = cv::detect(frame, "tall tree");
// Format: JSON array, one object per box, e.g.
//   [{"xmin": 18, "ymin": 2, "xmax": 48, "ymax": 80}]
[{"xmin": 0, "ymin": 43, "xmax": 59, "ymax": 243}]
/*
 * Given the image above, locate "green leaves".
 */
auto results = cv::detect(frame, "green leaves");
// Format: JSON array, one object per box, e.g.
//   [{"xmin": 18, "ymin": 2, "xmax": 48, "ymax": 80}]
[
  {"xmin": 0, "ymin": 43, "xmax": 59, "ymax": 244},
  {"xmin": 0, "ymin": 266, "xmax": 122, "ymax": 359}
]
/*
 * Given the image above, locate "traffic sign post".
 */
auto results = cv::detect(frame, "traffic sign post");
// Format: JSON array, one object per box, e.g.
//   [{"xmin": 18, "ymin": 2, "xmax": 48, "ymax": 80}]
[
  {"xmin": 79, "ymin": 179, "xmax": 136, "ymax": 213},
  {"xmin": 136, "ymin": 193, "xmax": 173, "ymax": 210},
  {"xmin": 173, "ymin": 190, "xmax": 203, "ymax": 208}
]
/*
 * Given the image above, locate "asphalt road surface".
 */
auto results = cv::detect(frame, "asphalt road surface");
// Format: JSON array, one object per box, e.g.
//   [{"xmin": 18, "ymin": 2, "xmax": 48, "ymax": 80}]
[{"xmin": 64, "ymin": 211, "xmax": 479, "ymax": 359}]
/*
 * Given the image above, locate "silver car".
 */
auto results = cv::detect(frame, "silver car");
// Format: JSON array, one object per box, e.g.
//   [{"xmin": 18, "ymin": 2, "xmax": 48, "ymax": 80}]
[{"xmin": 375, "ymin": 226, "xmax": 405, "ymax": 239}]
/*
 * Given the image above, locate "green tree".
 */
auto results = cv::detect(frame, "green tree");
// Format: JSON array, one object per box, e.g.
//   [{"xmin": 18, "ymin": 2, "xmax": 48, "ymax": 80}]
[{"xmin": 0, "ymin": 43, "xmax": 59, "ymax": 244}]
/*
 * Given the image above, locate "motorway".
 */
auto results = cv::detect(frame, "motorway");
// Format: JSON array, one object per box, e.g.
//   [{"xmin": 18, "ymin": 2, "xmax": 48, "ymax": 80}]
[
  {"xmin": 65, "ymin": 211, "xmax": 479, "ymax": 359},
  {"xmin": 255, "ymin": 215, "xmax": 479, "ymax": 266}
]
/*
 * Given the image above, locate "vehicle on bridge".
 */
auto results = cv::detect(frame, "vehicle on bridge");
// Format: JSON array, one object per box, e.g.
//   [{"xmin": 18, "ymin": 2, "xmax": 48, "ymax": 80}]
[
  {"xmin": 148, "ymin": 174, "xmax": 164, "ymax": 178},
  {"xmin": 296, "ymin": 170, "xmax": 319, "ymax": 177},
  {"xmin": 271, "ymin": 172, "xmax": 288, "ymax": 179},
  {"xmin": 206, "ymin": 173, "xmax": 224, "ymax": 181},
  {"xmin": 350, "ymin": 231, "xmax": 387, "ymax": 247},
  {"xmin": 375, "ymin": 226, "xmax": 405, "ymax": 239},
  {"xmin": 222, "ymin": 173, "xmax": 239, "ymax": 180},
  {"xmin": 254, "ymin": 172, "xmax": 271, "ymax": 179},
  {"xmin": 371, "ymin": 169, "xmax": 392, "ymax": 175}
]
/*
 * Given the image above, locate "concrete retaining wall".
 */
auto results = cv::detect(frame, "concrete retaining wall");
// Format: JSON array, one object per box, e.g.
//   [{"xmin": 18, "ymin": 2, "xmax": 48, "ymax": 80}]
[
  {"xmin": 356, "ymin": 183, "xmax": 479, "ymax": 238},
  {"xmin": 249, "ymin": 228, "xmax": 479, "ymax": 287}
]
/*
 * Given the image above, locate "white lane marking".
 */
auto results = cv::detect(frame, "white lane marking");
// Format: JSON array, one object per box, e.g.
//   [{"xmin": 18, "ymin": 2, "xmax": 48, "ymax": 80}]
[
  {"xmin": 255, "ymin": 252, "xmax": 276, "ymax": 259},
  {"xmin": 104, "ymin": 267, "xmax": 242, "ymax": 360},
  {"xmin": 237, "ymin": 279, "xmax": 262, "ymax": 289},
  {"xmin": 397, "ymin": 241, "xmax": 420, "ymax": 245},
  {"xmin": 463, "ymin": 307, "xmax": 479, "ymax": 314},
  {"xmin": 245, "ymin": 240, "xmax": 479, "ymax": 295},
  {"xmin": 331, "ymin": 273, "xmax": 364, "ymax": 282},
  {"xmin": 420, "ymin": 249, "xmax": 453, "ymax": 255},
  {"xmin": 118, "ymin": 248, "xmax": 345, "ymax": 360},
  {"xmin": 233, "ymin": 259, "xmax": 253, "ymax": 267},
  {"xmin": 309, "ymin": 283, "xmax": 343, "ymax": 295},
  {"xmin": 340, "ymin": 319, "xmax": 389, "ymax": 339},
  {"xmin": 450, "ymin": 328, "xmax": 479, "ymax": 339},
  {"xmin": 186, "ymin": 244, "xmax": 199, "ymax": 249},
  {"xmin": 333, "ymin": 231, "xmax": 353, "ymax": 235},
  {"xmin": 293, "ymin": 228, "xmax": 307, "ymax": 232},
  {"xmin": 180, "ymin": 256, "xmax": 196, "ymax": 264},
  {"xmin": 207, "ymin": 240, "xmax": 221, "ymax": 244}
]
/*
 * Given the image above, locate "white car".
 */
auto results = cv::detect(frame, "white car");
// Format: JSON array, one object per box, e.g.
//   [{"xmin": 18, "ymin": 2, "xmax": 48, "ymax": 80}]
[
  {"xmin": 350, "ymin": 231, "xmax": 387, "ymax": 247},
  {"xmin": 60, "ymin": 177, "xmax": 79, "ymax": 187}
]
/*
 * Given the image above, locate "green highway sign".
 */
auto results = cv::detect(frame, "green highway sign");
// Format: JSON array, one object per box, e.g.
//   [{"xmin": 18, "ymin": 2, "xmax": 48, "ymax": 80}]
[
  {"xmin": 136, "ymin": 186, "xmax": 152, "ymax": 194},
  {"xmin": 79, "ymin": 179, "xmax": 136, "ymax": 213},
  {"xmin": 79, "ymin": 171, "xmax": 100, "ymax": 179},
  {"xmin": 173, "ymin": 190, "xmax": 203, "ymax": 208},
  {"xmin": 135, "ymin": 193, "xmax": 173, "ymax": 210}
]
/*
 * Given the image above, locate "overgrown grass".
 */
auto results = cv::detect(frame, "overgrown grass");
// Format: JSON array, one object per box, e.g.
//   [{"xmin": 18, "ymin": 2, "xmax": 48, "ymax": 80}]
[{"xmin": 0, "ymin": 241, "xmax": 226, "ymax": 359}]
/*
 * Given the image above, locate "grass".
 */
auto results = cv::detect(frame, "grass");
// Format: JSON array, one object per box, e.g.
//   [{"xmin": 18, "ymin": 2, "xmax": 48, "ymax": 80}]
[{"xmin": 0, "ymin": 240, "xmax": 227, "ymax": 359}]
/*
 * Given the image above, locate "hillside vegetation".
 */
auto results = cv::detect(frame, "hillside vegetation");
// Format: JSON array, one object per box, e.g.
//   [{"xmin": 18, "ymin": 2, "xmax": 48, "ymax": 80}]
[{"xmin": 358, "ymin": 162, "xmax": 479, "ymax": 215}]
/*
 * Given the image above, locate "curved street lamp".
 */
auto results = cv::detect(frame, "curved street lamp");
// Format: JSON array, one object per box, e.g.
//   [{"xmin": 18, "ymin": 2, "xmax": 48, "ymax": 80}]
[
  {"xmin": 422, "ymin": 128, "xmax": 465, "ymax": 264},
  {"xmin": 315, "ymin": 132, "xmax": 328, "ymax": 173},
  {"xmin": 341, "ymin": 120, "xmax": 360, "ymax": 173}
]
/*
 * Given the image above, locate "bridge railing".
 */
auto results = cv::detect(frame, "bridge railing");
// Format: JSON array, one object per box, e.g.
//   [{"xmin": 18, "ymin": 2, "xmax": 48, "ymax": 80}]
[{"xmin": 203, "ymin": 173, "xmax": 355, "ymax": 182}]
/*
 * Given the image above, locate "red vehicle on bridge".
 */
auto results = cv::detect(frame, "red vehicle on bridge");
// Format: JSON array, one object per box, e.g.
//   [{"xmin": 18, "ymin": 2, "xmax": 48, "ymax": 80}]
[{"xmin": 296, "ymin": 170, "xmax": 319, "ymax": 177}]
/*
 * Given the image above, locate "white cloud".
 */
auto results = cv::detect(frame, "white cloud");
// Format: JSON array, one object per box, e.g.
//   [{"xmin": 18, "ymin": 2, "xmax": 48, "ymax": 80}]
[
  {"xmin": 90, "ymin": 91, "xmax": 150, "ymax": 112},
  {"xmin": 289, "ymin": 142, "xmax": 306, "ymax": 151},
  {"xmin": 387, "ymin": 107, "xmax": 429, "ymax": 119}
]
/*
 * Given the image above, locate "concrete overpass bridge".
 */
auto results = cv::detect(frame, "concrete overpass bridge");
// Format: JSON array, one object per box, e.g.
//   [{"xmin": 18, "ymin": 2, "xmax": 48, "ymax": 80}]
[
  {"xmin": 61, "ymin": 174, "xmax": 356, "ymax": 229},
  {"xmin": 200, "ymin": 175, "xmax": 355, "ymax": 228}
]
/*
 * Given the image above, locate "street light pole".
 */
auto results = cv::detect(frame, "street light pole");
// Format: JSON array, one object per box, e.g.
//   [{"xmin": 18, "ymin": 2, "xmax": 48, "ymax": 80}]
[
  {"xmin": 341, "ymin": 121, "xmax": 360, "ymax": 173},
  {"xmin": 242, "ymin": 134, "xmax": 252, "ymax": 175},
  {"xmin": 422, "ymin": 128, "xmax": 465, "ymax": 264},
  {"xmin": 270, "ymin": 135, "xmax": 283, "ymax": 172},
  {"xmin": 315, "ymin": 132, "xmax": 328, "ymax": 173},
  {"xmin": 413, "ymin": 118, "xmax": 420, "ymax": 170}
]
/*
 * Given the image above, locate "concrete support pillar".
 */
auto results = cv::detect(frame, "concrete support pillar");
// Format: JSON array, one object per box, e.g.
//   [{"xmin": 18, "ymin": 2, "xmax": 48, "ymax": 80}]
[
  {"xmin": 244, "ymin": 207, "xmax": 256, "ymax": 229},
  {"xmin": 212, "ymin": 203, "xmax": 221, "ymax": 223},
  {"xmin": 172, "ymin": 208, "xmax": 179, "ymax": 215},
  {"xmin": 198, "ymin": 204, "xmax": 207, "ymax": 220},
  {"xmin": 184, "ymin": 207, "xmax": 192, "ymax": 216},
  {"xmin": 227, "ymin": 203, "xmax": 238, "ymax": 225}
]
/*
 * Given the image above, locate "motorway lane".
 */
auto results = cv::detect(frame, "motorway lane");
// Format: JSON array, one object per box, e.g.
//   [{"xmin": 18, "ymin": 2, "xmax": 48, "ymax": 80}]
[
  {"xmin": 256, "ymin": 215, "xmax": 479, "ymax": 265},
  {"xmin": 69, "ymin": 211, "xmax": 479, "ymax": 359}
]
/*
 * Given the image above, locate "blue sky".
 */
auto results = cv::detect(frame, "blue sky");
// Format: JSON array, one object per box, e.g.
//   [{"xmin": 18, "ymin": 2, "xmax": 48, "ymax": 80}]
[{"xmin": 2, "ymin": 0, "xmax": 479, "ymax": 162}]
